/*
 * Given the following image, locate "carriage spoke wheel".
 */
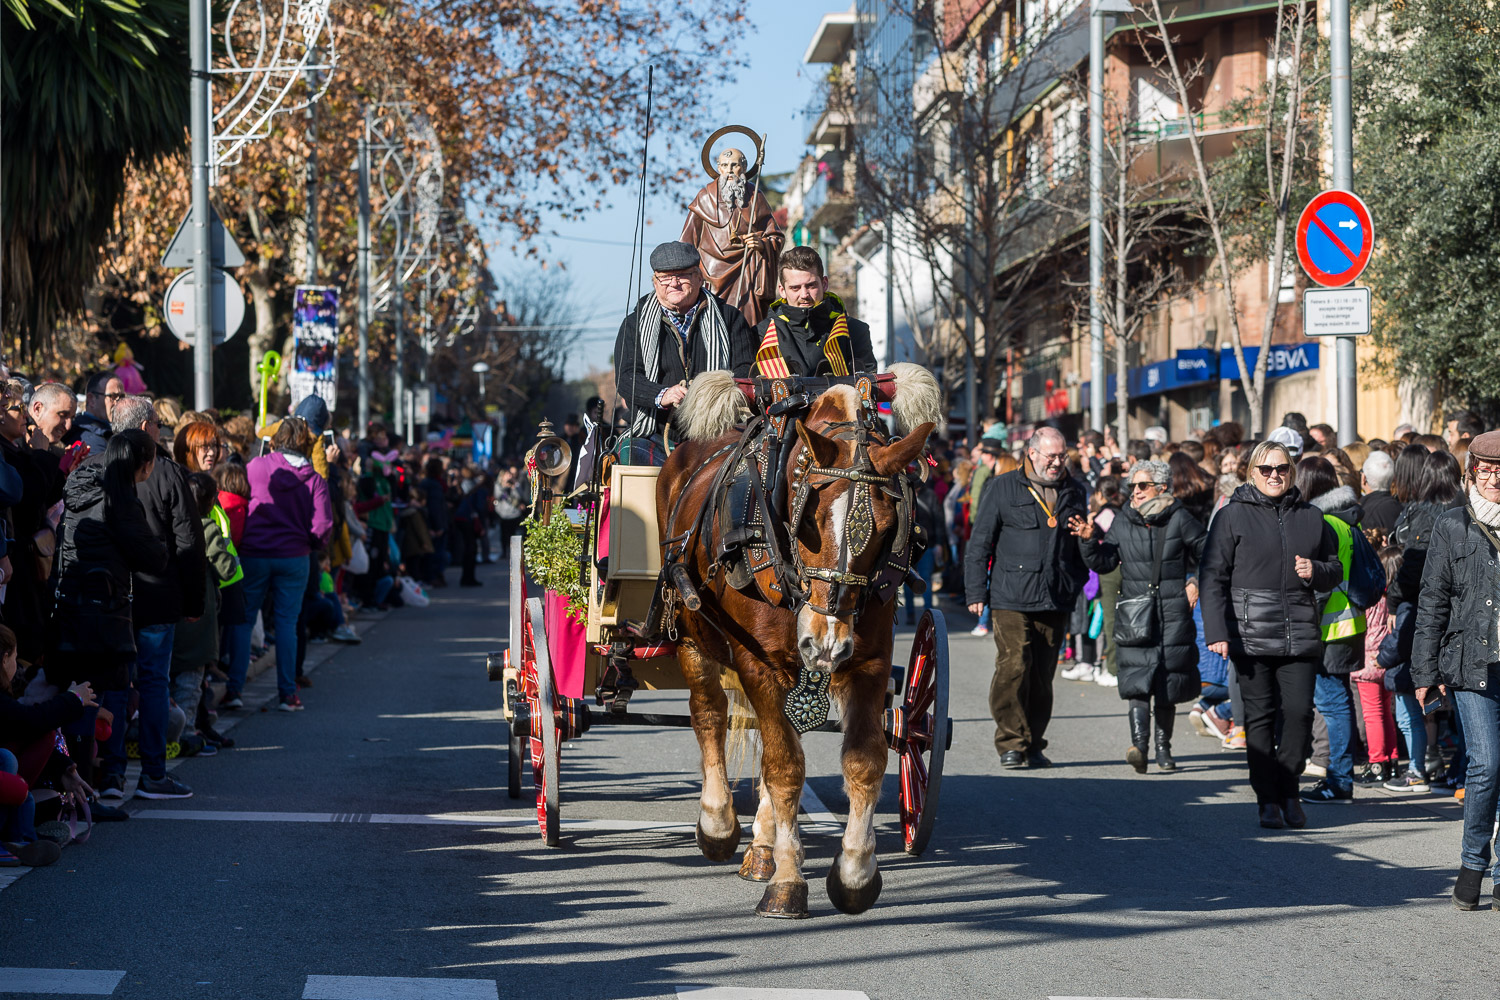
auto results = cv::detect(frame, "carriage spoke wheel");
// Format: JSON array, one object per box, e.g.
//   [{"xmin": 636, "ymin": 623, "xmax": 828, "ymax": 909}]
[
  {"xmin": 897, "ymin": 608, "xmax": 949, "ymax": 856},
  {"xmin": 523, "ymin": 598, "xmax": 561, "ymax": 846},
  {"xmin": 506, "ymin": 681, "xmax": 526, "ymax": 801}
]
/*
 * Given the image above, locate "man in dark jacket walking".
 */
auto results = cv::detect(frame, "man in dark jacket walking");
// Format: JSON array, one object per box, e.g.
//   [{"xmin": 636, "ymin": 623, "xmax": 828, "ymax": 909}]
[
  {"xmin": 110, "ymin": 396, "xmax": 207, "ymax": 800},
  {"xmin": 965, "ymin": 427, "xmax": 1089, "ymax": 767}
]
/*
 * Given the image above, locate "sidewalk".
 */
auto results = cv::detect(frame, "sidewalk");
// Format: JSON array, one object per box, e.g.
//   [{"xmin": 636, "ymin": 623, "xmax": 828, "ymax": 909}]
[{"xmin": 0, "ymin": 607, "xmax": 390, "ymax": 892}]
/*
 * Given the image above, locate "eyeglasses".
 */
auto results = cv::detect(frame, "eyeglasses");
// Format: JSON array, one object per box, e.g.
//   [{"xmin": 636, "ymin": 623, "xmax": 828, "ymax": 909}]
[
  {"xmin": 1256, "ymin": 463, "xmax": 1292, "ymax": 478},
  {"xmin": 1131, "ymin": 481, "xmax": 1160, "ymax": 492},
  {"xmin": 1474, "ymin": 466, "xmax": 1500, "ymax": 482},
  {"xmin": 653, "ymin": 273, "xmax": 698, "ymax": 288}
]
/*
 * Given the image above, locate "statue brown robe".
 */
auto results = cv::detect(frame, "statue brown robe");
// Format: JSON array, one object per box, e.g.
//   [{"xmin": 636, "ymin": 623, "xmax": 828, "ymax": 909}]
[{"xmin": 681, "ymin": 179, "xmax": 784, "ymax": 329}]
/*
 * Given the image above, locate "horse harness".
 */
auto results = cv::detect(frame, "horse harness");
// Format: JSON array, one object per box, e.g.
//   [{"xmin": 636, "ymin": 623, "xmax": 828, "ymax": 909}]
[{"xmin": 658, "ymin": 377, "xmax": 926, "ymax": 731}]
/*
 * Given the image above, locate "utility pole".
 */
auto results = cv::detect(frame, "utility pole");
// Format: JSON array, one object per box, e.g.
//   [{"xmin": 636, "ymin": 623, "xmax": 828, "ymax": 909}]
[
  {"xmin": 1331, "ymin": 0, "xmax": 1357, "ymax": 445},
  {"xmin": 883, "ymin": 219, "xmax": 895, "ymax": 369},
  {"xmin": 1089, "ymin": 0, "xmax": 1132, "ymax": 433},
  {"xmin": 356, "ymin": 111, "xmax": 371, "ymax": 431},
  {"xmin": 393, "ymin": 264, "xmax": 405, "ymax": 435},
  {"xmin": 1088, "ymin": 2, "xmax": 1106, "ymax": 435},
  {"xmin": 963, "ymin": 161, "xmax": 978, "ymax": 448},
  {"xmin": 190, "ymin": 0, "xmax": 213, "ymax": 409},
  {"xmin": 304, "ymin": 54, "xmax": 318, "ymax": 285}
]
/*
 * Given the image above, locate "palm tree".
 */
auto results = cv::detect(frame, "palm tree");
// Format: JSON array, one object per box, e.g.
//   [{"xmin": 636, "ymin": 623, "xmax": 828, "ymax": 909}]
[{"xmin": 2, "ymin": 0, "xmax": 189, "ymax": 356}]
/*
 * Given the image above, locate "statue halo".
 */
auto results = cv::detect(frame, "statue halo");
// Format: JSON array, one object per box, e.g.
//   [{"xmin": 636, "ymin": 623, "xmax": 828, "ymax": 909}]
[{"xmin": 701, "ymin": 125, "xmax": 766, "ymax": 180}]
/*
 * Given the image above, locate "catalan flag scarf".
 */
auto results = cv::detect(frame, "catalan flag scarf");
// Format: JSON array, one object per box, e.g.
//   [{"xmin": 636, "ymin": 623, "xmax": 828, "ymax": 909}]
[{"xmin": 754, "ymin": 292, "xmax": 854, "ymax": 378}]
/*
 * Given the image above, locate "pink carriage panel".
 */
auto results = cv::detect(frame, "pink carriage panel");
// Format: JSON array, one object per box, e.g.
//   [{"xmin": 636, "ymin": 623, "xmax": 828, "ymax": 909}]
[{"xmin": 544, "ymin": 589, "xmax": 587, "ymax": 700}]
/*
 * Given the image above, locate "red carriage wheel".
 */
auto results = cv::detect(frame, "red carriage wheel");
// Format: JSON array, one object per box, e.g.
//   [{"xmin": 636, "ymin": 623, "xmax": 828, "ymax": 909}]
[
  {"xmin": 896, "ymin": 608, "xmax": 949, "ymax": 856},
  {"xmin": 523, "ymin": 598, "xmax": 561, "ymax": 846}
]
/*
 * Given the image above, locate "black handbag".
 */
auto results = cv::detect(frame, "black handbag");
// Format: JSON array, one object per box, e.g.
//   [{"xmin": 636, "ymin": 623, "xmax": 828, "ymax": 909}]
[
  {"xmin": 1113, "ymin": 521, "xmax": 1166, "ymax": 648},
  {"xmin": 53, "ymin": 568, "xmax": 135, "ymax": 654}
]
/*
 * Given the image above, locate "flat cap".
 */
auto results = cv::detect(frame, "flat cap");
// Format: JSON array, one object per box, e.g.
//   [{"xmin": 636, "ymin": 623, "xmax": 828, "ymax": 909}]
[
  {"xmin": 1469, "ymin": 429, "xmax": 1500, "ymax": 462},
  {"xmin": 650, "ymin": 241, "xmax": 700, "ymax": 273}
]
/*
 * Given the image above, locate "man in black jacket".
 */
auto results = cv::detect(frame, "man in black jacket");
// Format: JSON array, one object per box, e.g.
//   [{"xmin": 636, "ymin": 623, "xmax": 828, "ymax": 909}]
[
  {"xmin": 751, "ymin": 246, "xmax": 876, "ymax": 378},
  {"xmin": 613, "ymin": 240, "xmax": 756, "ymax": 464},
  {"xmin": 965, "ymin": 427, "xmax": 1090, "ymax": 767},
  {"xmin": 109, "ymin": 396, "xmax": 207, "ymax": 800}
]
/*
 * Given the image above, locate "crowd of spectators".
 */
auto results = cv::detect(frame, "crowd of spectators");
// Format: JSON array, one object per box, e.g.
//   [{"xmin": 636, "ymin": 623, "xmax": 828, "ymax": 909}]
[
  {"xmin": 940, "ymin": 405, "xmax": 1499, "ymax": 909},
  {"xmin": 1, "ymin": 363, "xmax": 522, "ymax": 870}
]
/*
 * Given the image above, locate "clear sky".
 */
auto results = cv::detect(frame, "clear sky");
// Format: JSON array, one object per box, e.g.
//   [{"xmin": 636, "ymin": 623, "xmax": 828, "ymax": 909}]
[{"xmin": 494, "ymin": 0, "xmax": 841, "ymax": 379}]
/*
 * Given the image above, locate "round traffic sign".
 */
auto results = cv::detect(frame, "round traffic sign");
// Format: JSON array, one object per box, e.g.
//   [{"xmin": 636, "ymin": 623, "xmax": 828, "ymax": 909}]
[
  {"xmin": 164, "ymin": 268, "xmax": 246, "ymax": 345},
  {"xmin": 1295, "ymin": 190, "xmax": 1374, "ymax": 287}
]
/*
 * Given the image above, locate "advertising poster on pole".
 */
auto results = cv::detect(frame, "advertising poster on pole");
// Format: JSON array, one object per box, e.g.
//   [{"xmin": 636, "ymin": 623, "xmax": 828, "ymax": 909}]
[{"xmin": 289, "ymin": 285, "xmax": 339, "ymax": 411}]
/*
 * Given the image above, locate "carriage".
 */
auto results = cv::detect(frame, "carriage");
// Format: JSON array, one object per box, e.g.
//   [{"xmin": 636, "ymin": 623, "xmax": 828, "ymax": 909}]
[{"xmin": 485, "ymin": 371, "xmax": 951, "ymax": 911}]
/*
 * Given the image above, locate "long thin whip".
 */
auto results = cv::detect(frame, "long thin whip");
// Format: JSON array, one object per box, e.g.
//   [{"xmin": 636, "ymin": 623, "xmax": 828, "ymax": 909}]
[{"xmin": 621, "ymin": 65, "xmax": 655, "ymax": 462}]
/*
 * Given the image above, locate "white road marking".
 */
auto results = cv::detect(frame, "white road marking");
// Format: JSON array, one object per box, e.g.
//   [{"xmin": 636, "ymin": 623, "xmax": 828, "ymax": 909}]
[
  {"xmin": 1048, "ymin": 996, "xmax": 1224, "ymax": 1000},
  {"xmin": 800, "ymin": 781, "xmax": 841, "ymax": 827},
  {"xmin": 132, "ymin": 807, "xmax": 845, "ymax": 835},
  {"xmin": 0, "ymin": 968, "xmax": 125, "ymax": 995},
  {"xmin": 304, "ymin": 974, "xmax": 498, "ymax": 1000},
  {"xmin": 678, "ymin": 989, "xmax": 870, "ymax": 1000}
]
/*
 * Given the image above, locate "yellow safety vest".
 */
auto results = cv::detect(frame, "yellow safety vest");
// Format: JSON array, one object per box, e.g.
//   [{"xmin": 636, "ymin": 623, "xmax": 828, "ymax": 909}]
[{"xmin": 1320, "ymin": 514, "xmax": 1366, "ymax": 641}]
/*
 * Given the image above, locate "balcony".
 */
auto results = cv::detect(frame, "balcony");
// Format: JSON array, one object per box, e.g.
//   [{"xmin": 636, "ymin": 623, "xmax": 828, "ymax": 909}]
[
  {"xmin": 1123, "ymin": 110, "xmax": 1259, "ymax": 186},
  {"xmin": 802, "ymin": 173, "xmax": 858, "ymax": 236},
  {"xmin": 805, "ymin": 106, "xmax": 854, "ymax": 146}
]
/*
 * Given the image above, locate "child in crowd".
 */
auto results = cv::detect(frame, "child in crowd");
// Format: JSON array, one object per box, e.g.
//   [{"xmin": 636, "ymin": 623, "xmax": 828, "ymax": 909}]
[
  {"xmin": 1378, "ymin": 545, "xmax": 1433, "ymax": 792},
  {"xmin": 213, "ymin": 462, "xmax": 253, "ymax": 710},
  {"xmin": 1352, "ymin": 545, "xmax": 1399, "ymax": 784},
  {"xmin": 304, "ymin": 553, "xmax": 360, "ymax": 645}
]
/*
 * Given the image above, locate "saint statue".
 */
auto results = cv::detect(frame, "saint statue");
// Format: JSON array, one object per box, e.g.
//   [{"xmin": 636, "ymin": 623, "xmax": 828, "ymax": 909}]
[{"xmin": 681, "ymin": 145, "xmax": 784, "ymax": 329}]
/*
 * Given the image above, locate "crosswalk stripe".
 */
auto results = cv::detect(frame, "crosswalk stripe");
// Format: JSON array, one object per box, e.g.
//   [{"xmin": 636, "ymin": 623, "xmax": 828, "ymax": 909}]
[
  {"xmin": 303, "ymin": 974, "xmax": 498, "ymax": 1000},
  {"xmin": 0, "ymin": 968, "xmax": 125, "ymax": 995},
  {"xmin": 677, "ymin": 989, "xmax": 871, "ymax": 999}
]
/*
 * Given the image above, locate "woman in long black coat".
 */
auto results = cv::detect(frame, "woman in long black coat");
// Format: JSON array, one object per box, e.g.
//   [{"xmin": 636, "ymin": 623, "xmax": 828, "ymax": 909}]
[{"xmin": 1072, "ymin": 459, "xmax": 1206, "ymax": 773}]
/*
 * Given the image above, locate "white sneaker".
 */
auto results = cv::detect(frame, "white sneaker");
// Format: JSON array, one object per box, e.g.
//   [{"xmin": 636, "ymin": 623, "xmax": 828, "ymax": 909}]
[
  {"xmin": 1060, "ymin": 661, "xmax": 1094, "ymax": 682},
  {"xmin": 970, "ymin": 625, "xmax": 989, "ymax": 637},
  {"xmin": 1093, "ymin": 668, "xmax": 1118, "ymax": 687}
]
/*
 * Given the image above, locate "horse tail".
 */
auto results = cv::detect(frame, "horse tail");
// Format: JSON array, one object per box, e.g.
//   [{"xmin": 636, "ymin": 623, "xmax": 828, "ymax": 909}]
[{"xmin": 724, "ymin": 674, "xmax": 760, "ymax": 785}]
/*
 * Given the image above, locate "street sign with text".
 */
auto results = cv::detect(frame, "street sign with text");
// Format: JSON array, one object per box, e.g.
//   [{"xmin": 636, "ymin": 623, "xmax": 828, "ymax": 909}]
[
  {"xmin": 1295, "ymin": 190, "xmax": 1373, "ymax": 287},
  {"xmin": 1303, "ymin": 286, "xmax": 1371, "ymax": 336}
]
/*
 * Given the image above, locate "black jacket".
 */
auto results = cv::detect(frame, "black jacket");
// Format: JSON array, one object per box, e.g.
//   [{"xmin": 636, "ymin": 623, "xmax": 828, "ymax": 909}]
[
  {"xmin": 0, "ymin": 688, "xmax": 84, "ymax": 747},
  {"xmin": 1387, "ymin": 498, "xmax": 1463, "ymax": 608},
  {"xmin": 131, "ymin": 446, "xmax": 207, "ymax": 628},
  {"xmin": 52, "ymin": 455, "xmax": 169, "ymax": 670},
  {"xmin": 1079, "ymin": 500, "xmax": 1206, "ymax": 702},
  {"xmin": 0, "ymin": 438, "xmax": 63, "ymax": 660},
  {"xmin": 613, "ymin": 291, "xmax": 757, "ymax": 437},
  {"xmin": 1360, "ymin": 489, "xmax": 1402, "ymax": 534},
  {"xmin": 1199, "ymin": 483, "xmax": 1343, "ymax": 659},
  {"xmin": 63, "ymin": 412, "xmax": 112, "ymax": 457},
  {"xmin": 965, "ymin": 469, "xmax": 1090, "ymax": 613},
  {"xmin": 1412, "ymin": 504, "xmax": 1500, "ymax": 693},
  {"xmin": 753, "ymin": 298, "xmax": 876, "ymax": 376},
  {"xmin": 913, "ymin": 477, "xmax": 949, "ymax": 561}
]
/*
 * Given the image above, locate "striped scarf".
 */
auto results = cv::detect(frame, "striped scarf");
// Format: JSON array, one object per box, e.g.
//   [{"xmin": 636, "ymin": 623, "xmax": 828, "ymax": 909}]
[
  {"xmin": 754, "ymin": 292, "xmax": 853, "ymax": 378},
  {"xmin": 627, "ymin": 290, "xmax": 730, "ymax": 441}
]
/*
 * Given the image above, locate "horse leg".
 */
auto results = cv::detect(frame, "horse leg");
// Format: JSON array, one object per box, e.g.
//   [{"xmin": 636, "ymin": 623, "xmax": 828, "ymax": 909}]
[
  {"xmin": 679, "ymin": 641, "xmax": 740, "ymax": 862},
  {"xmin": 738, "ymin": 770, "xmax": 776, "ymax": 882},
  {"xmin": 826, "ymin": 666, "xmax": 889, "ymax": 914},
  {"xmin": 746, "ymin": 675, "xmax": 809, "ymax": 918}
]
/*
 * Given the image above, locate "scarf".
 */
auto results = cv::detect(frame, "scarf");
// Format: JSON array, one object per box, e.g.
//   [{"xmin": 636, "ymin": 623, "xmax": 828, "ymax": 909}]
[
  {"xmin": 1469, "ymin": 485, "xmax": 1500, "ymax": 530},
  {"xmin": 755, "ymin": 292, "xmax": 853, "ymax": 378},
  {"xmin": 629, "ymin": 290, "xmax": 730, "ymax": 440},
  {"xmin": 1135, "ymin": 494, "xmax": 1175, "ymax": 519}
]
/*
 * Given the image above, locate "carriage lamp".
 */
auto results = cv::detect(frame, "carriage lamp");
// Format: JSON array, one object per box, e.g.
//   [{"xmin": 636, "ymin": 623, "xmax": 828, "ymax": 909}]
[{"xmin": 526, "ymin": 419, "xmax": 573, "ymax": 523}]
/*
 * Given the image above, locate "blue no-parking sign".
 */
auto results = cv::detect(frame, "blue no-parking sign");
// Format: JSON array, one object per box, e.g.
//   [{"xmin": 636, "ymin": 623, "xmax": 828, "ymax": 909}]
[{"xmin": 1295, "ymin": 190, "xmax": 1374, "ymax": 287}]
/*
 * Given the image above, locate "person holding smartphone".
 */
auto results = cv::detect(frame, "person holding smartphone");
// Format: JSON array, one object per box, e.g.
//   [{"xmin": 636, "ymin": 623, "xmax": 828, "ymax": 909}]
[
  {"xmin": 1198, "ymin": 440, "xmax": 1342, "ymax": 830},
  {"xmin": 1412, "ymin": 430, "xmax": 1500, "ymax": 910}
]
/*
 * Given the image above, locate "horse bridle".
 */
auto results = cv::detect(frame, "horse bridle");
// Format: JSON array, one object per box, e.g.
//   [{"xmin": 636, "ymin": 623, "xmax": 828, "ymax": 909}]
[{"xmin": 784, "ymin": 417, "xmax": 913, "ymax": 619}]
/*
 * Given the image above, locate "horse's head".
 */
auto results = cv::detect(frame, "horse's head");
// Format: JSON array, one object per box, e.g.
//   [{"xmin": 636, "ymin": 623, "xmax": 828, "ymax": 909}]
[{"xmin": 785, "ymin": 384, "xmax": 934, "ymax": 673}]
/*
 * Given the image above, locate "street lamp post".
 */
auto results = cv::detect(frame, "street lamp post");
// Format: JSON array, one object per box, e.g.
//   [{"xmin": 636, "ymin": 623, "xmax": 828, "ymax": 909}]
[
  {"xmin": 189, "ymin": 0, "xmax": 213, "ymax": 410},
  {"xmin": 1331, "ymin": 0, "xmax": 1357, "ymax": 445},
  {"xmin": 1089, "ymin": 0, "xmax": 1133, "ymax": 435}
]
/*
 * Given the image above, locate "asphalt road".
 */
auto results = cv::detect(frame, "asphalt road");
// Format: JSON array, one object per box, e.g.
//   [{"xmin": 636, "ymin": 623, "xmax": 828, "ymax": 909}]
[{"xmin": 2, "ymin": 560, "xmax": 1495, "ymax": 1000}]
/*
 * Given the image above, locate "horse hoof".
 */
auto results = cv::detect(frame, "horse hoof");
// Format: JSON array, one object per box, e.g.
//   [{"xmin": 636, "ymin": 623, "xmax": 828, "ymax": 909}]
[
  {"xmin": 826, "ymin": 850, "xmax": 883, "ymax": 915},
  {"xmin": 738, "ymin": 845, "xmax": 775, "ymax": 882},
  {"xmin": 755, "ymin": 881, "xmax": 810, "ymax": 919},
  {"xmin": 696, "ymin": 819, "xmax": 741, "ymax": 863}
]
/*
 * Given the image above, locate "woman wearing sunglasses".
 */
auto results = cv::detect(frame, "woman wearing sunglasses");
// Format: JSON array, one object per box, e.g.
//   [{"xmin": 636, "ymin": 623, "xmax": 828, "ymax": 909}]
[
  {"xmin": 1071, "ymin": 460, "xmax": 1207, "ymax": 773},
  {"xmin": 1199, "ymin": 439, "xmax": 1343, "ymax": 829}
]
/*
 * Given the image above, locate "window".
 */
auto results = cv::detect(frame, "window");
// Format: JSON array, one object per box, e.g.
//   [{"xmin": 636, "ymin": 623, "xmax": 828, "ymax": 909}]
[
  {"xmin": 1050, "ymin": 99, "xmax": 1082, "ymax": 184},
  {"xmin": 1024, "ymin": 134, "xmax": 1045, "ymax": 197}
]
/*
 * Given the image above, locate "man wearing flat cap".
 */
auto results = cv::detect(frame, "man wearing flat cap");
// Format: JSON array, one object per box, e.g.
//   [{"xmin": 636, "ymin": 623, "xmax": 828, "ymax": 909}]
[{"xmin": 613, "ymin": 240, "xmax": 756, "ymax": 464}]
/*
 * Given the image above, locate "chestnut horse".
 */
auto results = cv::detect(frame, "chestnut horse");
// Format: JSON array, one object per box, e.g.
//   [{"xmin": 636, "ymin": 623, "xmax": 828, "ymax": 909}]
[{"xmin": 657, "ymin": 378, "xmax": 935, "ymax": 918}]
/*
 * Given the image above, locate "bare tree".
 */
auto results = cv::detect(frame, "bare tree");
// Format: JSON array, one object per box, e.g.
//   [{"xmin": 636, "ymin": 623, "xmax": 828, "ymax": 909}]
[{"xmin": 1139, "ymin": 0, "xmax": 1313, "ymax": 436}]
